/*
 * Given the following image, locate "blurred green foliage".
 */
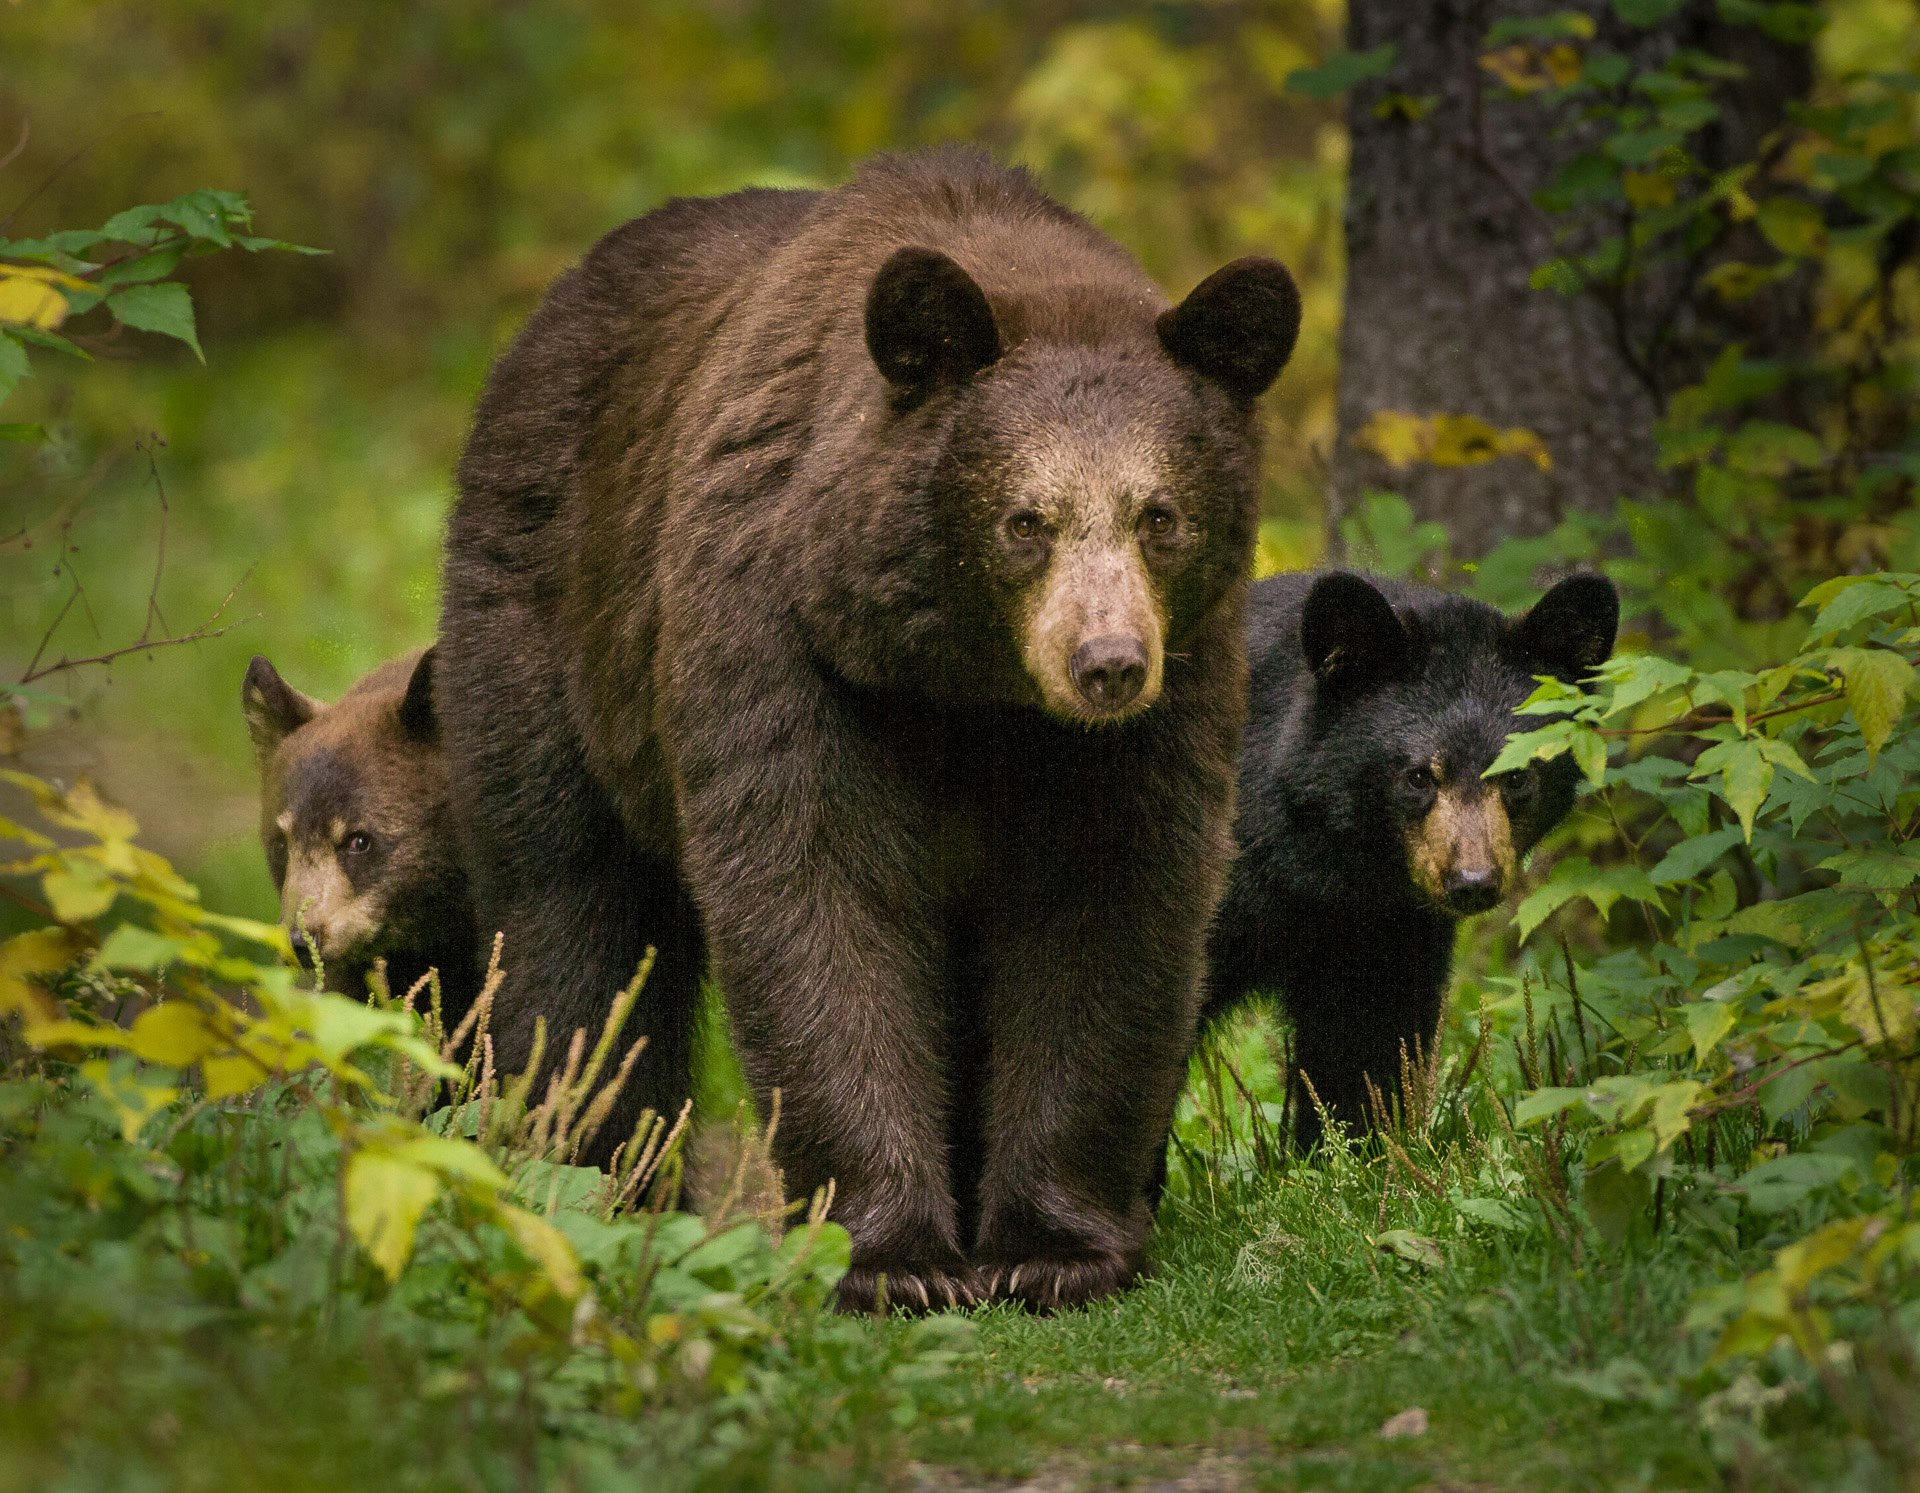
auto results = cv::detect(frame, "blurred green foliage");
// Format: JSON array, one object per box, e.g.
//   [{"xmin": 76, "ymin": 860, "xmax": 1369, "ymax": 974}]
[{"xmin": 0, "ymin": 0, "xmax": 1344, "ymax": 917}]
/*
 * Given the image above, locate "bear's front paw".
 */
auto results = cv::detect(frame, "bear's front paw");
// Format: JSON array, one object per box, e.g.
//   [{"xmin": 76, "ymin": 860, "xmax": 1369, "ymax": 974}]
[
  {"xmin": 834, "ymin": 1263, "xmax": 979, "ymax": 1315},
  {"xmin": 974, "ymin": 1252, "xmax": 1142, "ymax": 1313}
]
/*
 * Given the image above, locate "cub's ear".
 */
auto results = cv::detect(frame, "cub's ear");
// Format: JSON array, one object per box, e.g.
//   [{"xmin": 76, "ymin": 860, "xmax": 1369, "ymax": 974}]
[
  {"xmin": 243, "ymin": 655, "xmax": 318, "ymax": 763},
  {"xmin": 399, "ymin": 646, "xmax": 439, "ymax": 743},
  {"xmin": 1157, "ymin": 257, "xmax": 1301, "ymax": 403},
  {"xmin": 1510, "ymin": 573, "xmax": 1619, "ymax": 680},
  {"xmin": 1301, "ymin": 571, "xmax": 1411, "ymax": 688},
  {"xmin": 865, "ymin": 246, "xmax": 1001, "ymax": 404}
]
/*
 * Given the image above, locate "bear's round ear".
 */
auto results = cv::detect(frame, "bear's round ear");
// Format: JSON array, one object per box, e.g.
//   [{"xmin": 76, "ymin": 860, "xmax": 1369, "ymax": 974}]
[
  {"xmin": 1157, "ymin": 257, "xmax": 1301, "ymax": 404},
  {"xmin": 1509, "ymin": 573, "xmax": 1619, "ymax": 680},
  {"xmin": 243, "ymin": 654, "xmax": 319, "ymax": 763},
  {"xmin": 399, "ymin": 646, "xmax": 439, "ymax": 743},
  {"xmin": 1300, "ymin": 571, "xmax": 1411, "ymax": 689},
  {"xmin": 865, "ymin": 246, "xmax": 1001, "ymax": 405}
]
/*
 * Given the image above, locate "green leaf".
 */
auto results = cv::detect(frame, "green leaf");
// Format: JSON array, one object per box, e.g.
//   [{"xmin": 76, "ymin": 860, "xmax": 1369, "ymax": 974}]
[
  {"xmin": 0, "ymin": 333, "xmax": 28, "ymax": 404},
  {"xmin": 1570, "ymin": 727, "xmax": 1609, "ymax": 789},
  {"xmin": 1513, "ymin": 1086, "xmax": 1590, "ymax": 1127},
  {"xmin": 0, "ymin": 423, "xmax": 47, "ymax": 442},
  {"xmin": 1514, "ymin": 857, "xmax": 1665, "ymax": 941},
  {"xmin": 1832, "ymin": 648, "xmax": 1915, "ymax": 759},
  {"xmin": 1606, "ymin": 128, "xmax": 1685, "ymax": 165},
  {"xmin": 95, "ymin": 924, "xmax": 189, "ymax": 971},
  {"xmin": 1680, "ymin": 1000, "xmax": 1738, "ymax": 1060},
  {"xmin": 1725, "ymin": 419, "xmax": 1824, "ymax": 476},
  {"xmin": 1650, "ymin": 824, "xmax": 1745, "ymax": 885},
  {"xmin": 1806, "ymin": 579, "xmax": 1913, "ymax": 640},
  {"xmin": 106, "ymin": 282, "xmax": 202, "ymax": 361},
  {"xmin": 1755, "ymin": 196, "xmax": 1826, "ymax": 257},
  {"xmin": 1611, "ymin": 0, "xmax": 1686, "ymax": 24},
  {"xmin": 1581, "ymin": 1157, "xmax": 1650, "ymax": 1247},
  {"xmin": 1818, "ymin": 847, "xmax": 1920, "ymax": 893},
  {"xmin": 1372, "ymin": 1229, "xmax": 1443, "ymax": 1269},
  {"xmin": 1286, "ymin": 45, "xmax": 1397, "ymax": 98},
  {"xmin": 1696, "ymin": 738, "xmax": 1771, "ymax": 840}
]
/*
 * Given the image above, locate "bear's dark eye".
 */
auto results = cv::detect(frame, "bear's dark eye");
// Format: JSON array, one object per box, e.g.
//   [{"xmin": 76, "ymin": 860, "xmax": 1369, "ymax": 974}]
[
  {"xmin": 1006, "ymin": 510, "xmax": 1043, "ymax": 542},
  {"xmin": 1404, "ymin": 763, "xmax": 1436, "ymax": 791},
  {"xmin": 343, "ymin": 831, "xmax": 373, "ymax": 856},
  {"xmin": 1141, "ymin": 505, "xmax": 1178, "ymax": 539},
  {"xmin": 1497, "ymin": 769, "xmax": 1537, "ymax": 801}
]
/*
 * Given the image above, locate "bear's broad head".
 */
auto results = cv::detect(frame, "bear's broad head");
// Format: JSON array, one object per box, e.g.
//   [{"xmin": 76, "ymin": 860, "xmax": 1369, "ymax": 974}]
[
  {"xmin": 1297, "ymin": 571, "xmax": 1619, "ymax": 916},
  {"xmin": 243, "ymin": 647, "xmax": 461, "ymax": 986},
  {"xmin": 864, "ymin": 245, "xmax": 1301, "ymax": 725}
]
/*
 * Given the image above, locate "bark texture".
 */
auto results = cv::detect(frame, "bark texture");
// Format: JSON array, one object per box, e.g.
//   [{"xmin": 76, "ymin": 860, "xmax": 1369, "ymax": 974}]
[{"xmin": 1331, "ymin": 0, "xmax": 1811, "ymax": 552}]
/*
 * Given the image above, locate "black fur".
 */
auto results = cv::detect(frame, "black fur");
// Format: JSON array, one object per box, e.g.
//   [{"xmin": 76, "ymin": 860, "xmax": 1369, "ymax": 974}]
[{"xmin": 1204, "ymin": 570, "xmax": 1619, "ymax": 1151}]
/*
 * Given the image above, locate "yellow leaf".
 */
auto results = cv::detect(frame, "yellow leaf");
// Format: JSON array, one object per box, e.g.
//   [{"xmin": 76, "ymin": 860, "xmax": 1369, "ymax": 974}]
[
  {"xmin": 345, "ymin": 1148, "xmax": 442, "ymax": 1281},
  {"xmin": 42, "ymin": 862, "xmax": 117, "ymax": 923},
  {"xmin": 1838, "ymin": 968, "xmax": 1917, "ymax": 1048},
  {"xmin": 1354, "ymin": 409, "xmax": 1433, "ymax": 468},
  {"xmin": 1542, "ymin": 44, "xmax": 1582, "ymax": 87},
  {"xmin": 1429, "ymin": 414, "xmax": 1505, "ymax": 466},
  {"xmin": 496, "ymin": 1203, "xmax": 585, "ymax": 1299},
  {"xmin": 1701, "ymin": 261, "xmax": 1778, "ymax": 302},
  {"xmin": 124, "ymin": 1001, "xmax": 225, "ymax": 1067},
  {"xmin": 0, "ymin": 927, "xmax": 79, "ymax": 1024},
  {"xmin": 1479, "ymin": 44, "xmax": 1551, "ymax": 93},
  {"xmin": 392, "ymin": 1133, "xmax": 511, "ymax": 1191},
  {"xmin": 0, "ymin": 264, "xmax": 89, "ymax": 330},
  {"xmin": 201, "ymin": 1050, "xmax": 273, "ymax": 1099},
  {"xmin": 1494, "ymin": 425, "xmax": 1554, "ymax": 472},
  {"xmin": 79, "ymin": 1056, "xmax": 178, "ymax": 1143},
  {"xmin": 1373, "ymin": 92, "xmax": 1437, "ymax": 122},
  {"xmin": 60, "ymin": 779, "xmax": 141, "ymax": 846},
  {"xmin": 21, "ymin": 1017, "xmax": 127, "ymax": 1049},
  {"xmin": 1623, "ymin": 170, "xmax": 1677, "ymax": 209}
]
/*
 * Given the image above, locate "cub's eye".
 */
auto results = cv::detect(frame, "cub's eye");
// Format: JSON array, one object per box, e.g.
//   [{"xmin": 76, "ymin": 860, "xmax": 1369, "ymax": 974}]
[
  {"xmin": 1497, "ymin": 769, "xmax": 1537, "ymax": 798},
  {"xmin": 343, "ymin": 832, "xmax": 373, "ymax": 856},
  {"xmin": 1404, "ymin": 764, "xmax": 1436, "ymax": 790},
  {"xmin": 1142, "ymin": 505, "xmax": 1178, "ymax": 538},
  {"xmin": 1006, "ymin": 510, "xmax": 1043, "ymax": 542}
]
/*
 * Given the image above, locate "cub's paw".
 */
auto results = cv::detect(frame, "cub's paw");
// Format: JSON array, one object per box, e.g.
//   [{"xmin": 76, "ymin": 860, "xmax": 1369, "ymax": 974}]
[
  {"xmin": 973, "ymin": 1253, "xmax": 1142, "ymax": 1313},
  {"xmin": 834, "ymin": 1263, "xmax": 978, "ymax": 1316}
]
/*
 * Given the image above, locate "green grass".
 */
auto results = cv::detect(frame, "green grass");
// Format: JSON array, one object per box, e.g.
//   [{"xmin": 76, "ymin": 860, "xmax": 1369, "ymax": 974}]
[{"xmin": 0, "ymin": 1013, "xmax": 1893, "ymax": 1493}]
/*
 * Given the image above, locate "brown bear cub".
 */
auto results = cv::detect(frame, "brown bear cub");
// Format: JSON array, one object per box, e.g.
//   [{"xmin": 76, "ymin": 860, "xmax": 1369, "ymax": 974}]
[
  {"xmin": 243, "ymin": 648, "xmax": 479, "ymax": 1025},
  {"xmin": 1202, "ymin": 570, "xmax": 1619, "ymax": 1151},
  {"xmin": 439, "ymin": 150, "xmax": 1300, "ymax": 1311}
]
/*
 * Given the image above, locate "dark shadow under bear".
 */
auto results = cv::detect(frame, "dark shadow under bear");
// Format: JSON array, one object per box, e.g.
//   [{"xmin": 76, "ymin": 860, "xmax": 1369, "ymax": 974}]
[
  {"xmin": 1203, "ymin": 570, "xmax": 1619, "ymax": 1151},
  {"xmin": 243, "ymin": 648, "xmax": 480, "ymax": 1027},
  {"xmin": 438, "ymin": 150, "xmax": 1300, "ymax": 1311}
]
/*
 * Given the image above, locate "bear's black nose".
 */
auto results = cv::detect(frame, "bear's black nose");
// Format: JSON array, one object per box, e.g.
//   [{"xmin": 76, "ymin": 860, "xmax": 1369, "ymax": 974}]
[
  {"xmin": 288, "ymin": 926, "xmax": 317, "ymax": 969},
  {"xmin": 1443, "ymin": 868, "xmax": 1501, "ymax": 915},
  {"xmin": 1070, "ymin": 636, "xmax": 1148, "ymax": 710}
]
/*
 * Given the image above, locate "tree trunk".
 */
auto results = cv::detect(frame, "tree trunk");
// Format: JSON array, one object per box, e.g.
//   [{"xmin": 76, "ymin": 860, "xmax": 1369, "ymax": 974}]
[{"xmin": 1330, "ymin": 0, "xmax": 1812, "ymax": 554}]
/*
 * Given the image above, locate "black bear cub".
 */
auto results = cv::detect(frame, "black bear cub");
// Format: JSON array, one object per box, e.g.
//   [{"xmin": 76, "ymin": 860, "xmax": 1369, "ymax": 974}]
[
  {"xmin": 244, "ymin": 648, "xmax": 479, "ymax": 1025},
  {"xmin": 1204, "ymin": 570, "xmax": 1619, "ymax": 1149}
]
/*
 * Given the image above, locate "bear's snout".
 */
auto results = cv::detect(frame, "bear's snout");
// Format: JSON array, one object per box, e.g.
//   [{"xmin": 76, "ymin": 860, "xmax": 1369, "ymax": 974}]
[
  {"xmin": 1441, "ymin": 866, "xmax": 1502, "ymax": 915},
  {"xmin": 1070, "ymin": 635, "xmax": 1149, "ymax": 712}
]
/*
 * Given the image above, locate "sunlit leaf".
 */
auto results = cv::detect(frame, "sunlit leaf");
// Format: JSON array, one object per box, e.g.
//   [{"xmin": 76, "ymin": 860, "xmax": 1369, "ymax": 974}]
[{"xmin": 345, "ymin": 1147, "xmax": 442, "ymax": 1281}]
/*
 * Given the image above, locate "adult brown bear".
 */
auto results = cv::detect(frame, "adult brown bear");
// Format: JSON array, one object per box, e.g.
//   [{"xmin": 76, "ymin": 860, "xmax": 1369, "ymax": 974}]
[{"xmin": 439, "ymin": 150, "xmax": 1298, "ymax": 1311}]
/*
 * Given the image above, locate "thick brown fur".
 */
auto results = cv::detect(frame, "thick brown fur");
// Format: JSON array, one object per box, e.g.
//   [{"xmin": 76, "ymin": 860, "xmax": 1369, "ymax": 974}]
[
  {"xmin": 437, "ymin": 150, "xmax": 1298, "ymax": 1311},
  {"xmin": 244, "ymin": 648, "xmax": 479, "ymax": 1024}
]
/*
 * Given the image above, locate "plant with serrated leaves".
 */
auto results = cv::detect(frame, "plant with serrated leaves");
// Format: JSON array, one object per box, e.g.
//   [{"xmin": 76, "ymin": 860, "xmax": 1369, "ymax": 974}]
[
  {"xmin": 0, "ymin": 188, "xmax": 322, "ymax": 432},
  {"xmin": 1474, "ymin": 571, "xmax": 1918, "ymax": 1419},
  {"xmin": 0, "ymin": 768, "xmax": 900, "ymax": 1466}
]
